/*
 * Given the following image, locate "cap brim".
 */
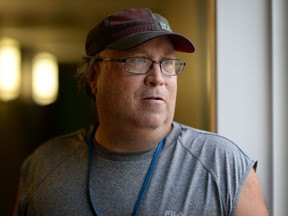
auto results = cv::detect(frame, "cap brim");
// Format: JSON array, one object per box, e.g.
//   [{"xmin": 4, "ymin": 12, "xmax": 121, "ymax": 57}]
[{"xmin": 106, "ymin": 31, "xmax": 195, "ymax": 53}]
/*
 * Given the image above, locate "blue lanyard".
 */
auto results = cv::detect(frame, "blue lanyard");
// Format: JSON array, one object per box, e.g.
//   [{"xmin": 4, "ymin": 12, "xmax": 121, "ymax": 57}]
[{"xmin": 87, "ymin": 128, "xmax": 166, "ymax": 216}]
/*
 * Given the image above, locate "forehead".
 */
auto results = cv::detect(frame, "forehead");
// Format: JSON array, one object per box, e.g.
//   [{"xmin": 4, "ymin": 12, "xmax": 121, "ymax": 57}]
[{"xmin": 101, "ymin": 36, "xmax": 175, "ymax": 57}]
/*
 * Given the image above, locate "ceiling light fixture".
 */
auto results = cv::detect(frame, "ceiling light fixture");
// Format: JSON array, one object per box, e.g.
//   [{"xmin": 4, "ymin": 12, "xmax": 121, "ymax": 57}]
[
  {"xmin": 32, "ymin": 53, "xmax": 58, "ymax": 106},
  {"xmin": 0, "ymin": 38, "xmax": 21, "ymax": 101}
]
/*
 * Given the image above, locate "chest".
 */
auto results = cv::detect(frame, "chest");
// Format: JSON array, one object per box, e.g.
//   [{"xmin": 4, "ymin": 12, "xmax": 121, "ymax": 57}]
[{"xmin": 28, "ymin": 148, "xmax": 223, "ymax": 216}]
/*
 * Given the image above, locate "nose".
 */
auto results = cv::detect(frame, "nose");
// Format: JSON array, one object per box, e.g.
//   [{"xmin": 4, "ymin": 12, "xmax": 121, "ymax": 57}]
[{"xmin": 144, "ymin": 62, "xmax": 165, "ymax": 86}]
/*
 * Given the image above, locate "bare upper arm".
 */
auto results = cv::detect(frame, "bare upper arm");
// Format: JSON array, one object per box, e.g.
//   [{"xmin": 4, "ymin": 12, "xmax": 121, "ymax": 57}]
[{"xmin": 235, "ymin": 169, "xmax": 269, "ymax": 215}]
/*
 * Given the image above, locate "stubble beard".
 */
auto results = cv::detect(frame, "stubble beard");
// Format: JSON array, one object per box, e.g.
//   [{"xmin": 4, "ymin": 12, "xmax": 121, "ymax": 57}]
[{"xmin": 119, "ymin": 102, "xmax": 174, "ymax": 133}]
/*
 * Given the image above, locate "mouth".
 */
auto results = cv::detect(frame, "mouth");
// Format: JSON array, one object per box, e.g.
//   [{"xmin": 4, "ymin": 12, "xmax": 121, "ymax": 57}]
[{"xmin": 143, "ymin": 96, "xmax": 164, "ymax": 101}]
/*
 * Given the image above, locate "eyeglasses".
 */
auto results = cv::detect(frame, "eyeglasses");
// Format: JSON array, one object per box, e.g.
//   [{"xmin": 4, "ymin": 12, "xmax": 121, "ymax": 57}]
[{"xmin": 94, "ymin": 57, "xmax": 186, "ymax": 76}]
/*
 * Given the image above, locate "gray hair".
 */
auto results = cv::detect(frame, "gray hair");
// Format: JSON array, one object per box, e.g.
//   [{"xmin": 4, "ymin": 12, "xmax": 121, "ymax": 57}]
[{"xmin": 76, "ymin": 55, "xmax": 99, "ymax": 101}]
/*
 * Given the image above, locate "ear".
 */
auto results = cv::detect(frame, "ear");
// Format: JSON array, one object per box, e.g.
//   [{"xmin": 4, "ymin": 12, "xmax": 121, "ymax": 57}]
[{"xmin": 85, "ymin": 64, "xmax": 100, "ymax": 95}]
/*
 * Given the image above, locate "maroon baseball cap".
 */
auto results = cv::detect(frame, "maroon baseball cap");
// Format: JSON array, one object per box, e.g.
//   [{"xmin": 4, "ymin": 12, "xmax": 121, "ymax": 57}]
[{"xmin": 85, "ymin": 8, "xmax": 195, "ymax": 56}]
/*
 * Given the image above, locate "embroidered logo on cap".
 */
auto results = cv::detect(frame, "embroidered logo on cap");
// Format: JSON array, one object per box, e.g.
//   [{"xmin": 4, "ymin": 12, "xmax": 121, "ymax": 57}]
[{"xmin": 159, "ymin": 22, "xmax": 172, "ymax": 31}]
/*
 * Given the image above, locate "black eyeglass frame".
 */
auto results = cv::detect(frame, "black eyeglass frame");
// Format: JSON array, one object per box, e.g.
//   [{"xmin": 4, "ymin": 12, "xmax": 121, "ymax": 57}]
[{"xmin": 93, "ymin": 57, "xmax": 186, "ymax": 76}]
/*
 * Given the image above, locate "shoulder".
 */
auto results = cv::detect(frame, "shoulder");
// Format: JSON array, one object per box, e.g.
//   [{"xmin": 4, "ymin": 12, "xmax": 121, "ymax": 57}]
[
  {"xmin": 171, "ymin": 122, "xmax": 257, "ymax": 214},
  {"xmin": 27, "ymin": 126, "xmax": 91, "ymax": 162},
  {"xmin": 173, "ymin": 121, "xmax": 249, "ymax": 156},
  {"xmin": 20, "ymin": 125, "xmax": 93, "ymax": 187},
  {"xmin": 171, "ymin": 122, "xmax": 256, "ymax": 180}
]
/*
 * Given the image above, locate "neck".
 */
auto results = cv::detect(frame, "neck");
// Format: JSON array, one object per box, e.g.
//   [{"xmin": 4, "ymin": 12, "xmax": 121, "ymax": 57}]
[{"xmin": 95, "ymin": 123, "xmax": 172, "ymax": 153}]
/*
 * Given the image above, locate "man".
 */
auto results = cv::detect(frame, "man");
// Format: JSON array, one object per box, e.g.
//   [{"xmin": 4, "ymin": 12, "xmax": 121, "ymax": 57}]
[{"xmin": 15, "ymin": 8, "xmax": 268, "ymax": 215}]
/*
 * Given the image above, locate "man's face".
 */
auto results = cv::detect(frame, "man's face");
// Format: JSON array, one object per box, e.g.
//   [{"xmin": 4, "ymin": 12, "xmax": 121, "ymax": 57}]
[{"xmin": 94, "ymin": 36, "xmax": 177, "ymax": 131}]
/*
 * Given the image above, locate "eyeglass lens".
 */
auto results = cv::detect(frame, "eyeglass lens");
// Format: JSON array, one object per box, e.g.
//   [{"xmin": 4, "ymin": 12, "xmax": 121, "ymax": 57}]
[{"xmin": 125, "ymin": 58, "xmax": 184, "ymax": 75}]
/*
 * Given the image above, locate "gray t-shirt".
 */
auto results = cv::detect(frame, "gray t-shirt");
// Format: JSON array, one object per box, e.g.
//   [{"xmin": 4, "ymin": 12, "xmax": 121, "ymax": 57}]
[{"xmin": 18, "ymin": 122, "xmax": 256, "ymax": 216}]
